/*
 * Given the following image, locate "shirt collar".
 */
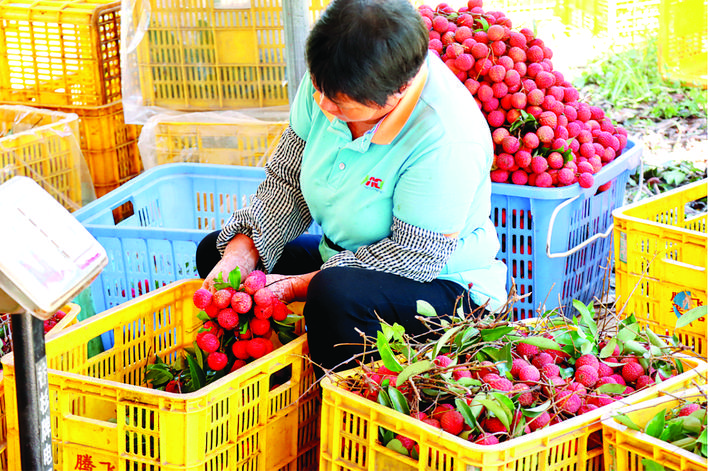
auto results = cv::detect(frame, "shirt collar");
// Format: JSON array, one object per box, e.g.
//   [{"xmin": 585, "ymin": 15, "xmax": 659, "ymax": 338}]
[{"xmin": 311, "ymin": 61, "xmax": 429, "ymax": 145}]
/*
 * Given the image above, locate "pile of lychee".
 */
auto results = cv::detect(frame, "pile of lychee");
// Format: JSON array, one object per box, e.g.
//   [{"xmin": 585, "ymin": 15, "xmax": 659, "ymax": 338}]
[
  {"xmin": 190, "ymin": 270, "xmax": 295, "ymax": 379},
  {"xmin": 419, "ymin": 1, "xmax": 628, "ymax": 189},
  {"xmin": 350, "ymin": 334, "xmax": 682, "ymax": 456}
]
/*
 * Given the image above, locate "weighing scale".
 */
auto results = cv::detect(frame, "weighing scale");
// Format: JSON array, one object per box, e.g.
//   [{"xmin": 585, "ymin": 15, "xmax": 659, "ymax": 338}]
[{"xmin": 0, "ymin": 176, "xmax": 107, "ymax": 470}]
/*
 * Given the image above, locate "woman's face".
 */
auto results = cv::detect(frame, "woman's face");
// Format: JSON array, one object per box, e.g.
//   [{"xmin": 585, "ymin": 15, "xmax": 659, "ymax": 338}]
[{"xmin": 315, "ymin": 87, "xmax": 400, "ymax": 124}]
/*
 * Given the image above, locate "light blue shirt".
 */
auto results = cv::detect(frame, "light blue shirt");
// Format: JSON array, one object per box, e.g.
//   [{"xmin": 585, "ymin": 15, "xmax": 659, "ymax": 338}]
[{"xmin": 289, "ymin": 52, "xmax": 507, "ymax": 309}]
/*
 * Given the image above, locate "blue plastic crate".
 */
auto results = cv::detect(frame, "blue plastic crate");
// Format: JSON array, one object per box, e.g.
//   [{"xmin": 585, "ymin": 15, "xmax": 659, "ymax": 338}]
[
  {"xmin": 491, "ymin": 139, "xmax": 642, "ymax": 320},
  {"xmin": 73, "ymin": 163, "xmax": 320, "ymax": 348}
]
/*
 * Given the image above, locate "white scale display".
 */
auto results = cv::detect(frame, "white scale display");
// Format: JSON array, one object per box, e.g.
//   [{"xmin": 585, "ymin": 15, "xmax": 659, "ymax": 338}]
[{"xmin": 0, "ymin": 177, "xmax": 107, "ymax": 319}]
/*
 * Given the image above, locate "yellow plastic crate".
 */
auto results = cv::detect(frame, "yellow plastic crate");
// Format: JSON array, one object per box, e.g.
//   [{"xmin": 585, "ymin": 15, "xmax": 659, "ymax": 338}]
[
  {"xmin": 613, "ymin": 179, "xmax": 707, "ymax": 356},
  {"xmin": 658, "ymin": 0, "xmax": 708, "ymax": 89},
  {"xmin": 0, "ymin": 0, "xmax": 122, "ymax": 107},
  {"xmin": 54, "ymin": 101, "xmax": 143, "ymax": 196},
  {"xmin": 1, "ymin": 279, "xmax": 320, "ymax": 471},
  {"xmin": 557, "ymin": 0, "xmax": 661, "ymax": 48},
  {"xmin": 0, "ymin": 105, "xmax": 86, "ymax": 211},
  {"xmin": 320, "ymin": 356, "xmax": 706, "ymax": 471},
  {"xmin": 602, "ymin": 385, "xmax": 708, "ymax": 471},
  {"xmin": 0, "ymin": 303, "xmax": 80, "ymax": 471},
  {"xmin": 144, "ymin": 114, "xmax": 288, "ymax": 168},
  {"xmin": 128, "ymin": 0, "xmax": 328, "ymax": 111}
]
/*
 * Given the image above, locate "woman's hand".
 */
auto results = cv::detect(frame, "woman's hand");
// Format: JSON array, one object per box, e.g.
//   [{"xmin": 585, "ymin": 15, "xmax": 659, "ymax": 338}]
[
  {"xmin": 201, "ymin": 234, "xmax": 259, "ymax": 292},
  {"xmin": 265, "ymin": 271, "xmax": 318, "ymax": 303}
]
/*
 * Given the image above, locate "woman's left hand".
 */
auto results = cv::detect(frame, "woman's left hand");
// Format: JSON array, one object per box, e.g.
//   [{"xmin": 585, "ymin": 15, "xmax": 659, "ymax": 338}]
[{"xmin": 265, "ymin": 271, "xmax": 318, "ymax": 303}]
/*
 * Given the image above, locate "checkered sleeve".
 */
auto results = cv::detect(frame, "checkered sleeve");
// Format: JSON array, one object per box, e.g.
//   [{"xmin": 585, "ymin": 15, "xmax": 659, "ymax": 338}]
[
  {"xmin": 320, "ymin": 217, "xmax": 458, "ymax": 282},
  {"xmin": 216, "ymin": 126, "xmax": 312, "ymax": 272}
]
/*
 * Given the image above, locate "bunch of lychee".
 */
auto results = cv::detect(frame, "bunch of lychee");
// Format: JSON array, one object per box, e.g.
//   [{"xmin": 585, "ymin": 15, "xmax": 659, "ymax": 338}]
[
  {"xmin": 191, "ymin": 270, "xmax": 293, "ymax": 375},
  {"xmin": 419, "ymin": 1, "xmax": 628, "ymax": 189}
]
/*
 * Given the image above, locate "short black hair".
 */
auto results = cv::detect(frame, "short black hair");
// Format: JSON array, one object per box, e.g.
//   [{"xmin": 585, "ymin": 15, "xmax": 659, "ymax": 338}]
[{"xmin": 306, "ymin": 0, "xmax": 428, "ymax": 108}]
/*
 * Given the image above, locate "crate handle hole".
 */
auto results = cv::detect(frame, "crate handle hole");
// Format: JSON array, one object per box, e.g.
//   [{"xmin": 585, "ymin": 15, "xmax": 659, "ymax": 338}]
[
  {"xmin": 112, "ymin": 200, "xmax": 135, "ymax": 225},
  {"xmin": 269, "ymin": 364, "xmax": 292, "ymax": 390}
]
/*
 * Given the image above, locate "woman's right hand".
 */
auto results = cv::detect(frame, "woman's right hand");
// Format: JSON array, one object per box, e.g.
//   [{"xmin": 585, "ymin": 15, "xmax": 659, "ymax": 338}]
[{"xmin": 201, "ymin": 234, "xmax": 260, "ymax": 292}]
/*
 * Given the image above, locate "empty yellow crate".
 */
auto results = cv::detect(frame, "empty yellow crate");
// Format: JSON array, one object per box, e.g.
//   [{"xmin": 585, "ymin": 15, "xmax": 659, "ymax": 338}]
[
  {"xmin": 319, "ymin": 356, "xmax": 706, "ymax": 471},
  {"xmin": 0, "ymin": 0, "xmax": 122, "ymax": 107},
  {"xmin": 602, "ymin": 385, "xmax": 708, "ymax": 471},
  {"xmin": 0, "ymin": 303, "xmax": 80, "ymax": 471},
  {"xmin": 557, "ymin": 0, "xmax": 661, "ymax": 48},
  {"xmin": 144, "ymin": 113, "xmax": 287, "ymax": 168},
  {"xmin": 613, "ymin": 179, "xmax": 707, "ymax": 356},
  {"xmin": 0, "ymin": 105, "xmax": 85, "ymax": 211},
  {"xmin": 129, "ymin": 0, "xmax": 328, "ymax": 111},
  {"xmin": 658, "ymin": 0, "xmax": 708, "ymax": 88},
  {"xmin": 2, "ymin": 279, "xmax": 320, "ymax": 471},
  {"xmin": 54, "ymin": 101, "xmax": 143, "ymax": 193}
]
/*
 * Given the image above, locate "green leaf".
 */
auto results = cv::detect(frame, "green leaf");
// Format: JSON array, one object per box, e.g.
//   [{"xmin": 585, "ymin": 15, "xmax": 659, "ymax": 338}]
[
  {"xmin": 645, "ymin": 327, "xmax": 669, "ymax": 349},
  {"xmin": 676, "ymin": 305, "xmax": 707, "ymax": 329},
  {"xmin": 396, "ymin": 360, "xmax": 434, "ymax": 387},
  {"xmin": 228, "ymin": 267, "xmax": 241, "ymax": 290},
  {"xmin": 613, "ymin": 413, "xmax": 641, "ymax": 431},
  {"xmin": 459, "ymin": 326, "xmax": 480, "ymax": 345},
  {"xmin": 596, "ymin": 383, "xmax": 627, "ymax": 395},
  {"xmin": 468, "ymin": 392, "xmax": 487, "ymax": 419},
  {"xmin": 682, "ymin": 416, "xmax": 703, "ymax": 434},
  {"xmin": 645, "ymin": 409, "xmax": 666, "ymax": 438},
  {"xmin": 385, "ymin": 439, "xmax": 409, "ymax": 456},
  {"xmin": 641, "ymin": 459, "xmax": 666, "ymax": 471},
  {"xmin": 477, "ymin": 398, "xmax": 512, "ymax": 431},
  {"xmin": 480, "ymin": 326, "xmax": 515, "ymax": 342},
  {"xmin": 377, "ymin": 388, "xmax": 392, "ymax": 409},
  {"xmin": 455, "ymin": 397, "xmax": 479, "ymax": 430},
  {"xmin": 387, "ymin": 386, "xmax": 410, "ymax": 416},
  {"xmin": 278, "ymin": 329, "xmax": 299, "ymax": 346},
  {"xmin": 659, "ymin": 420, "xmax": 685, "ymax": 442},
  {"xmin": 185, "ymin": 353, "xmax": 206, "ymax": 391},
  {"xmin": 517, "ymin": 336, "xmax": 562, "ymax": 352},
  {"xmin": 274, "ymin": 314, "xmax": 302, "ymax": 326},
  {"xmin": 523, "ymin": 400, "xmax": 551, "ymax": 416},
  {"xmin": 489, "ymin": 391, "xmax": 516, "ymax": 415},
  {"xmin": 600, "ymin": 338, "xmax": 618, "ymax": 358},
  {"xmin": 622, "ymin": 339, "xmax": 647, "ymax": 356},
  {"xmin": 478, "ymin": 16, "xmax": 489, "ymax": 31},
  {"xmin": 377, "ymin": 331, "xmax": 403, "ymax": 373},
  {"xmin": 433, "ymin": 325, "xmax": 463, "ymax": 359},
  {"xmin": 197, "ymin": 310, "xmax": 210, "ymax": 321},
  {"xmin": 416, "ymin": 300, "xmax": 437, "ymax": 317},
  {"xmin": 617, "ymin": 325, "xmax": 639, "ymax": 343},
  {"xmin": 573, "ymin": 300, "xmax": 598, "ymax": 340},
  {"xmin": 379, "ymin": 426, "xmax": 395, "ymax": 446},
  {"xmin": 380, "ymin": 323, "xmax": 406, "ymax": 343},
  {"xmin": 580, "ymin": 340, "xmax": 594, "ymax": 355}
]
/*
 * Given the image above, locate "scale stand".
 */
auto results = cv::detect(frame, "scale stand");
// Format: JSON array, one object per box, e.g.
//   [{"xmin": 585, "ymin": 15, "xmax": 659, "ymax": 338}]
[{"xmin": 0, "ymin": 177, "xmax": 107, "ymax": 470}]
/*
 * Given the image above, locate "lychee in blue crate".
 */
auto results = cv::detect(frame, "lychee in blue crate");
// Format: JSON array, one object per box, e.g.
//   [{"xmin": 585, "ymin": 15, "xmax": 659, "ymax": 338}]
[
  {"xmin": 73, "ymin": 163, "xmax": 321, "ymax": 349},
  {"xmin": 491, "ymin": 138, "xmax": 642, "ymax": 320}
]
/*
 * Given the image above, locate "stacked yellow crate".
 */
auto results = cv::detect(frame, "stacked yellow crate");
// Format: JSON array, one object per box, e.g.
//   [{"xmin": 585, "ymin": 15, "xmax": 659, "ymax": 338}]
[{"xmin": 0, "ymin": 0, "xmax": 142, "ymax": 197}]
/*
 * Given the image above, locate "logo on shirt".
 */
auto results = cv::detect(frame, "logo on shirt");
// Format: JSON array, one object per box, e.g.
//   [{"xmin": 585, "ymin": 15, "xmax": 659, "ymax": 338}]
[{"xmin": 362, "ymin": 175, "xmax": 384, "ymax": 190}]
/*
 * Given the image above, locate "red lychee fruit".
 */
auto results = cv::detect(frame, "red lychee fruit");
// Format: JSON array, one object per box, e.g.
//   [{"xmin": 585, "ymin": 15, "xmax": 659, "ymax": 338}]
[
  {"xmin": 511, "ymin": 358, "xmax": 530, "ymax": 378},
  {"xmin": 207, "ymin": 352, "xmax": 228, "ymax": 371},
  {"xmin": 395, "ymin": 434, "xmax": 416, "ymax": 453},
  {"xmin": 422, "ymin": 418, "xmax": 441, "ymax": 429},
  {"xmin": 212, "ymin": 289, "xmax": 233, "ymax": 309},
  {"xmin": 249, "ymin": 317, "xmax": 271, "ymax": 337},
  {"xmin": 196, "ymin": 332, "xmax": 220, "ymax": 353},
  {"xmin": 231, "ymin": 291, "xmax": 253, "ymax": 314},
  {"xmin": 272, "ymin": 300, "xmax": 290, "ymax": 322},
  {"xmin": 242, "ymin": 270, "xmax": 267, "ymax": 295},
  {"xmin": 473, "ymin": 432, "xmax": 499, "ymax": 445},
  {"xmin": 232, "ymin": 340, "xmax": 250, "ymax": 360},
  {"xmin": 635, "ymin": 375, "xmax": 655, "ymax": 390},
  {"xmin": 557, "ymin": 390, "xmax": 581, "ymax": 414},
  {"xmin": 574, "ymin": 365, "xmax": 599, "ymax": 387},
  {"xmin": 434, "ymin": 355, "xmax": 454, "ymax": 368},
  {"xmin": 440, "ymin": 410, "xmax": 465, "ymax": 436},
  {"xmin": 482, "ymin": 417, "xmax": 508, "ymax": 434},
  {"xmin": 527, "ymin": 411, "xmax": 550, "ymax": 431},
  {"xmin": 532, "ymin": 352, "xmax": 554, "ymax": 369},
  {"xmin": 217, "ymin": 308, "xmax": 239, "ymax": 330},
  {"xmin": 253, "ymin": 287, "xmax": 276, "ymax": 306},
  {"xmin": 246, "ymin": 337, "xmax": 273, "ymax": 359},
  {"xmin": 541, "ymin": 363, "xmax": 560, "ymax": 379},
  {"xmin": 516, "ymin": 342, "xmax": 540, "ymax": 357},
  {"xmin": 678, "ymin": 403, "xmax": 701, "ymax": 417},
  {"xmin": 192, "ymin": 288, "xmax": 213, "ymax": 310},
  {"xmin": 597, "ymin": 362, "xmax": 614, "ymax": 378},
  {"xmin": 519, "ymin": 364, "xmax": 541, "ymax": 383},
  {"xmin": 622, "ymin": 362, "xmax": 645, "ymax": 383},
  {"xmin": 512, "ymin": 383, "xmax": 535, "ymax": 407},
  {"xmin": 575, "ymin": 354, "xmax": 600, "ymax": 371}
]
